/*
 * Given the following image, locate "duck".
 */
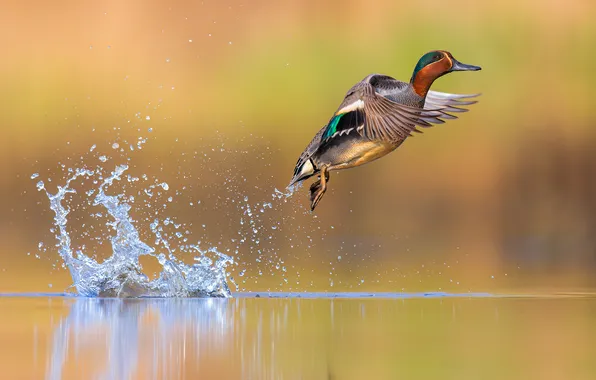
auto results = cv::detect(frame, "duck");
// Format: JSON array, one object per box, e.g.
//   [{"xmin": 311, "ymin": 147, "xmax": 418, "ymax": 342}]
[{"xmin": 288, "ymin": 50, "xmax": 481, "ymax": 211}]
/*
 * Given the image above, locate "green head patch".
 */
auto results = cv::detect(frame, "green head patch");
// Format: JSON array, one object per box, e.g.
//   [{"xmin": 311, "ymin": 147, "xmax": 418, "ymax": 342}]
[{"xmin": 411, "ymin": 51, "xmax": 444, "ymax": 81}]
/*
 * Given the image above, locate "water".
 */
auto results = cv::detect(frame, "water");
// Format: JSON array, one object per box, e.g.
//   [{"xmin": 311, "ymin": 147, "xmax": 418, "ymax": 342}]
[
  {"xmin": 32, "ymin": 139, "xmax": 302, "ymax": 298},
  {"xmin": 35, "ymin": 165, "xmax": 233, "ymax": 297},
  {"xmin": 1, "ymin": 293, "xmax": 595, "ymax": 379}
]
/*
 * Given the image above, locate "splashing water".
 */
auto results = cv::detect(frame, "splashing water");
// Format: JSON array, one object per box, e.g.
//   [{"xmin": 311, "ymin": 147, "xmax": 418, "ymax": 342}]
[
  {"xmin": 36, "ymin": 164, "xmax": 233, "ymax": 297},
  {"xmin": 30, "ymin": 115, "xmax": 329, "ymax": 297},
  {"xmin": 31, "ymin": 131, "xmax": 317, "ymax": 298}
]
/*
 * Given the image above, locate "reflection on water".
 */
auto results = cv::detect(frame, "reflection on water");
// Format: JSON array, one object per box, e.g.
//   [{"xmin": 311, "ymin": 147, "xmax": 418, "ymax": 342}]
[
  {"xmin": 48, "ymin": 298, "xmax": 235, "ymax": 379},
  {"xmin": 1, "ymin": 295, "xmax": 595, "ymax": 379}
]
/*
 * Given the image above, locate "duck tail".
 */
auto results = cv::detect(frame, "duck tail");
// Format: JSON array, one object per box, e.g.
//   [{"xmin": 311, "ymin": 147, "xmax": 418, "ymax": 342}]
[{"xmin": 289, "ymin": 158, "xmax": 316, "ymax": 187}]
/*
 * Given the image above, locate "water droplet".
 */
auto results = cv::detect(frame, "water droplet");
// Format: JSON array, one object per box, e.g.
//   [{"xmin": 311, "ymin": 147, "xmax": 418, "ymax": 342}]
[
  {"xmin": 145, "ymin": 116, "xmax": 151, "ymax": 121},
  {"xmin": 36, "ymin": 181, "xmax": 45, "ymax": 191},
  {"xmin": 99, "ymin": 156, "xmax": 107, "ymax": 162},
  {"xmin": 90, "ymin": 144, "xmax": 96, "ymax": 152},
  {"xmin": 112, "ymin": 143, "xmax": 119, "ymax": 149},
  {"xmin": 30, "ymin": 173, "xmax": 39, "ymax": 179}
]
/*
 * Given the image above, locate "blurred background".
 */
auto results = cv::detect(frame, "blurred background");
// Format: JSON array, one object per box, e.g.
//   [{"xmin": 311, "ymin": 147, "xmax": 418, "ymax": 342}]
[{"xmin": 1, "ymin": 0, "xmax": 595, "ymax": 294}]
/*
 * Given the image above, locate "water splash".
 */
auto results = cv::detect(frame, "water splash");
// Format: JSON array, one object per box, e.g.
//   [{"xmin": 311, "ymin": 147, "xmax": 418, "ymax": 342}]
[
  {"xmin": 36, "ymin": 164, "xmax": 232, "ymax": 298},
  {"xmin": 32, "ymin": 123, "xmax": 330, "ymax": 297}
]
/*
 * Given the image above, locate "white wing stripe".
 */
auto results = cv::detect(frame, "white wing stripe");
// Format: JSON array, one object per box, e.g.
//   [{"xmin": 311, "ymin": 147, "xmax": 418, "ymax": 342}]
[{"xmin": 336, "ymin": 99, "xmax": 364, "ymax": 115}]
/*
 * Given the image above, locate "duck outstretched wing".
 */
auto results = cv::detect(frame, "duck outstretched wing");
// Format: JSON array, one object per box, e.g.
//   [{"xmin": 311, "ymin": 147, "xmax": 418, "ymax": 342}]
[
  {"xmin": 424, "ymin": 90, "xmax": 480, "ymax": 115},
  {"xmin": 320, "ymin": 81, "xmax": 480, "ymax": 143}
]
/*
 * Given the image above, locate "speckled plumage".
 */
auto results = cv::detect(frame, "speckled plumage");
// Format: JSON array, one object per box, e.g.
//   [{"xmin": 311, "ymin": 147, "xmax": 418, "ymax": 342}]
[{"xmin": 289, "ymin": 50, "xmax": 481, "ymax": 211}]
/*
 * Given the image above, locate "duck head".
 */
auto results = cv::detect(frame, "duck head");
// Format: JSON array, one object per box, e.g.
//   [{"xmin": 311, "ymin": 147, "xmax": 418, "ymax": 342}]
[{"xmin": 410, "ymin": 50, "xmax": 481, "ymax": 97}]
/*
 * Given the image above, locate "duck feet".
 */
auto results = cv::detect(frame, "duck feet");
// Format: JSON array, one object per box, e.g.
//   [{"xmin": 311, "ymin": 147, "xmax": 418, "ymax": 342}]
[{"xmin": 309, "ymin": 167, "xmax": 329, "ymax": 211}]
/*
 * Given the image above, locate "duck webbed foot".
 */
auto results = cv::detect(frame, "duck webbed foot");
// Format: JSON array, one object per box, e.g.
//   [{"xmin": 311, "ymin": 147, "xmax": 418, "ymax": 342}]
[{"xmin": 309, "ymin": 167, "xmax": 330, "ymax": 211}]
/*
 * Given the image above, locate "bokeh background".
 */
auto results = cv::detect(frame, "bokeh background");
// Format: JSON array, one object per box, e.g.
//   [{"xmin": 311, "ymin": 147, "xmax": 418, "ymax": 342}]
[{"xmin": 1, "ymin": 0, "xmax": 595, "ymax": 294}]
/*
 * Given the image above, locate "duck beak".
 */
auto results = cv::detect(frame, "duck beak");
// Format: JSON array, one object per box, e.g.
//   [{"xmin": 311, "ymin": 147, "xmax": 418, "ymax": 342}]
[{"xmin": 450, "ymin": 58, "xmax": 481, "ymax": 72}]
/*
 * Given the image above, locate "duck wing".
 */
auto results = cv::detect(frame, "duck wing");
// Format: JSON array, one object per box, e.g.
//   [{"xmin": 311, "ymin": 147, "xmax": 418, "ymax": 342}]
[
  {"xmin": 321, "ymin": 78, "xmax": 480, "ymax": 143},
  {"xmin": 424, "ymin": 90, "xmax": 480, "ymax": 115},
  {"xmin": 317, "ymin": 75, "xmax": 399, "ymax": 143}
]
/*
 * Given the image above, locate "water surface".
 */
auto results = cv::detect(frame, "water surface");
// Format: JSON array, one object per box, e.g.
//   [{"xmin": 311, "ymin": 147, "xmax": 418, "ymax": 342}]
[{"xmin": 1, "ymin": 293, "xmax": 595, "ymax": 379}]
